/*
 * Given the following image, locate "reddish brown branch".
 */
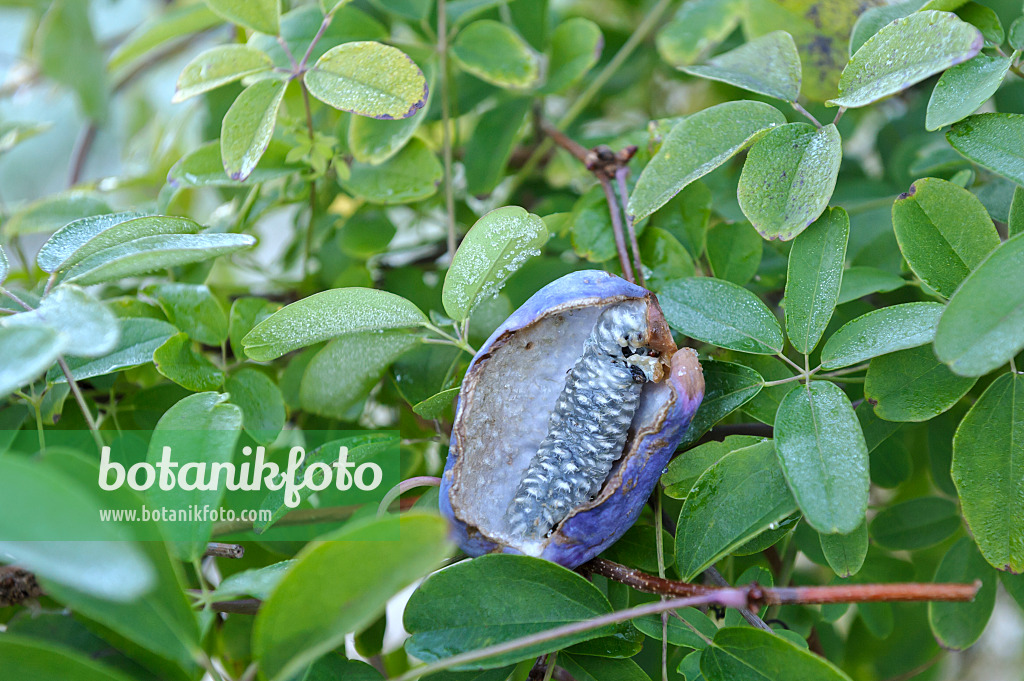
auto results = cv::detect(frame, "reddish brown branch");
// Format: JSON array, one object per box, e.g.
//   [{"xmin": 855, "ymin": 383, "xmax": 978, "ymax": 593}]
[
  {"xmin": 599, "ymin": 175, "xmax": 635, "ymax": 283},
  {"xmin": 582, "ymin": 558, "xmax": 979, "ymax": 608}
]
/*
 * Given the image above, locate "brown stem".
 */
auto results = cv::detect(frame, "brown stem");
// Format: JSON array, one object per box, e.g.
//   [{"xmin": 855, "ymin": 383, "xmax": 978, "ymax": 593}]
[
  {"xmin": 538, "ymin": 118, "xmax": 591, "ymax": 165},
  {"xmin": 68, "ymin": 123, "xmax": 97, "ymax": 187},
  {"xmin": 209, "ymin": 598, "xmax": 261, "ymax": 615},
  {"xmin": 599, "ymin": 176, "xmax": 635, "ymax": 283},
  {"xmin": 203, "ymin": 542, "xmax": 245, "ymax": 559},
  {"xmin": 583, "ymin": 558, "xmax": 979, "ymax": 607},
  {"xmin": 704, "ymin": 566, "xmax": 772, "ymax": 632},
  {"xmin": 614, "ymin": 167, "xmax": 644, "ymax": 286}
]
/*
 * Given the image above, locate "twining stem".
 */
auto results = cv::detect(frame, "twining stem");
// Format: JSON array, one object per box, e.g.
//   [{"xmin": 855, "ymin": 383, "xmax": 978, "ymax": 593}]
[
  {"xmin": 654, "ymin": 491, "xmax": 668, "ymax": 681},
  {"xmin": 703, "ymin": 566, "xmax": 772, "ymax": 632},
  {"xmin": 599, "ymin": 176, "xmax": 635, "ymax": 283},
  {"xmin": 377, "ymin": 476, "xmax": 442, "ymax": 516},
  {"xmin": 438, "ymin": 0, "xmax": 457, "ymax": 260},
  {"xmin": 583, "ymin": 558, "xmax": 979, "ymax": 605},
  {"xmin": 57, "ymin": 357, "xmax": 103, "ymax": 451},
  {"xmin": 615, "ymin": 167, "xmax": 645, "ymax": 286}
]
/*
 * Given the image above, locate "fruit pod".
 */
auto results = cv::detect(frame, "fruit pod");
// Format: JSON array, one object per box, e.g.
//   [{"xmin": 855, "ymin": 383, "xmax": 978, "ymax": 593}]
[{"xmin": 440, "ymin": 270, "xmax": 704, "ymax": 568}]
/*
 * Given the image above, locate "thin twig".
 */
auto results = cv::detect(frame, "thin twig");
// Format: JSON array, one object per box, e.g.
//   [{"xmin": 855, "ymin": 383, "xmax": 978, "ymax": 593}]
[
  {"xmin": 439, "ymin": 0, "xmax": 456, "ymax": 260},
  {"xmin": 599, "ymin": 176, "xmax": 635, "ymax": 283},
  {"xmin": 300, "ymin": 83, "xmax": 318, "ymax": 278},
  {"xmin": 791, "ymin": 102, "xmax": 822, "ymax": 129},
  {"xmin": 57, "ymin": 357, "xmax": 103, "ymax": 451},
  {"xmin": 704, "ymin": 566, "xmax": 772, "ymax": 631},
  {"xmin": 297, "ymin": 16, "xmax": 332, "ymax": 72},
  {"xmin": 377, "ymin": 475, "xmax": 442, "ymax": 516},
  {"xmin": 390, "ymin": 592, "xmax": 741, "ymax": 681},
  {"xmin": 583, "ymin": 558, "xmax": 979, "ymax": 605},
  {"xmin": 68, "ymin": 123, "xmax": 97, "ymax": 187},
  {"xmin": 615, "ymin": 167, "xmax": 644, "ymax": 286}
]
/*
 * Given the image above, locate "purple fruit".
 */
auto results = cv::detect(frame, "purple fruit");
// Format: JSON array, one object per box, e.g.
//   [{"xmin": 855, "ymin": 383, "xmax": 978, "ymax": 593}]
[{"xmin": 440, "ymin": 270, "xmax": 704, "ymax": 568}]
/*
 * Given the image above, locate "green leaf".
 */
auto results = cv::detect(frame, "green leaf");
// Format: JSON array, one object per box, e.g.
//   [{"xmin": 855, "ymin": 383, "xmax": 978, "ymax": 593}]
[
  {"xmin": 629, "ymin": 101, "xmax": 786, "ymax": 222},
  {"xmin": 211, "ymin": 560, "xmax": 294, "ymax": 601},
  {"xmin": 659, "ymin": 277, "xmax": 784, "ymax": 354},
  {"xmin": 37, "ymin": 213, "xmax": 201, "ymax": 274},
  {"xmin": 706, "ymin": 221, "xmax": 762, "ymax": 286},
  {"xmin": 169, "ymin": 139, "xmax": 303, "ymax": 187},
  {"xmin": 0, "ymin": 635, "xmax": 138, "ymax": 681},
  {"xmin": 934, "ymin": 233, "xmax": 1024, "ymax": 376},
  {"xmin": 3, "ymin": 192, "xmax": 111, "ymax": 237},
  {"xmin": 464, "ymin": 96, "xmax": 531, "ymax": 196},
  {"xmin": 820, "ymin": 302, "xmax": 944, "ymax": 370},
  {"xmin": 701, "ymin": 627, "xmax": 852, "ymax": 681},
  {"xmin": 681, "ymin": 30, "xmax": 801, "ymax": 101},
  {"xmin": 4, "ymin": 285, "xmax": 118, "ymax": 357},
  {"xmin": 948, "ymin": 113, "xmax": 1024, "ymax": 185},
  {"xmin": 639, "ymin": 227, "xmax": 697, "ymax": 291},
  {"xmin": 146, "ymin": 392, "xmax": 242, "ymax": 560},
  {"xmin": 956, "ymin": 1, "xmax": 1002, "ymax": 44},
  {"xmin": 646, "ymin": 182, "xmax": 711, "ymax": 261},
  {"xmin": 204, "ymin": 0, "xmax": 279, "ymax": 35},
  {"xmin": 299, "ymin": 330, "xmax": 421, "ymax": 418},
  {"xmin": 865, "ymin": 345, "xmax": 976, "ymax": 422},
  {"xmin": 348, "ymin": 57, "xmax": 435, "ymax": 165},
  {"xmin": 819, "ymin": 520, "xmax": 868, "ymax": 578},
  {"xmin": 738, "ymin": 123, "xmax": 842, "ymax": 241},
  {"xmin": 63, "ymin": 233, "xmax": 256, "ymax": 285},
  {"xmin": 405, "ymin": 554, "xmax": 617, "ymax": 669},
  {"xmin": 254, "ymin": 514, "xmax": 453, "ymax": 681},
  {"xmin": 656, "ymin": 0, "xmax": 743, "ymax": 67},
  {"xmin": 229, "ymin": 297, "xmax": 280, "ymax": 359},
  {"xmin": 226, "ymin": 367, "xmax": 285, "ymax": 445},
  {"xmin": 1011, "ymin": 186, "xmax": 1024, "ymax": 238},
  {"xmin": 442, "ymin": 206, "xmax": 548, "ymax": 321},
  {"xmin": 242, "ymin": 287, "xmax": 427, "ymax": 361},
  {"xmin": 412, "ymin": 387, "xmax": 460, "ymax": 419},
  {"xmin": 952, "ymin": 373, "xmax": 1024, "ymax": 572},
  {"xmin": 783, "ymin": 207, "xmax": 849, "ymax": 354},
  {"xmin": 775, "ymin": 380, "xmax": 869, "ymax": 534},
  {"xmin": 829, "ymin": 11, "xmax": 982, "ymax": 108},
  {"xmin": 340, "ymin": 137, "xmax": 442, "ymax": 204},
  {"xmin": 929, "ymin": 536, "xmax": 996, "ymax": 650},
  {"xmin": 305, "ymin": 42, "xmax": 427, "ymax": 119},
  {"xmin": 602, "ymin": 524, "xmax": 676, "ymax": 573},
  {"xmin": 571, "ymin": 187, "xmax": 617, "ymax": 262},
  {"xmin": 926, "ymin": 54, "xmax": 1011, "ymax": 131},
  {"xmin": 1011, "ymin": 15, "xmax": 1024, "ymax": 50},
  {"xmin": 679, "ymin": 361, "xmax": 764, "ymax": 447},
  {"xmin": 634, "ymin": 607, "xmax": 718, "ymax": 650},
  {"xmin": 451, "ymin": 20, "xmax": 542, "ymax": 89},
  {"xmin": 144, "ymin": 283, "xmax": 228, "ymax": 346},
  {"xmin": 0, "ymin": 456, "xmax": 155, "ymax": 600},
  {"xmin": 0, "ymin": 120, "xmax": 52, "ymax": 155},
  {"xmin": 172, "ymin": 45, "xmax": 273, "ymax": 102},
  {"xmin": 869, "ymin": 496, "xmax": 961, "ymax": 550},
  {"xmin": 836, "ymin": 266, "xmax": 906, "ymax": 304},
  {"xmin": 35, "ymin": 0, "xmax": 107, "ymax": 121},
  {"xmin": 153, "ymin": 333, "xmax": 225, "ymax": 391},
  {"xmin": 662, "ymin": 435, "xmax": 764, "ymax": 499},
  {"xmin": 52, "ymin": 318, "xmax": 177, "ymax": 383},
  {"xmin": 892, "ymin": 177, "xmax": 1000, "ymax": 298},
  {"xmin": 541, "ymin": 18, "xmax": 602, "ymax": 93},
  {"xmin": 560, "ymin": 654, "xmax": 652, "ymax": 681},
  {"xmin": 849, "ymin": 0, "xmax": 926, "ymax": 55},
  {"xmin": 221, "ymin": 78, "xmax": 287, "ymax": 181},
  {"xmin": 675, "ymin": 441, "xmax": 798, "ymax": 581},
  {"xmin": 250, "ymin": 4, "xmax": 388, "ymax": 69}
]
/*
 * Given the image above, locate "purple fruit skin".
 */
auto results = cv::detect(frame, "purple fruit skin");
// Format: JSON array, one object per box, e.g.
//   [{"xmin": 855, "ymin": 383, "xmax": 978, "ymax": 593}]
[{"xmin": 440, "ymin": 270, "xmax": 703, "ymax": 568}]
